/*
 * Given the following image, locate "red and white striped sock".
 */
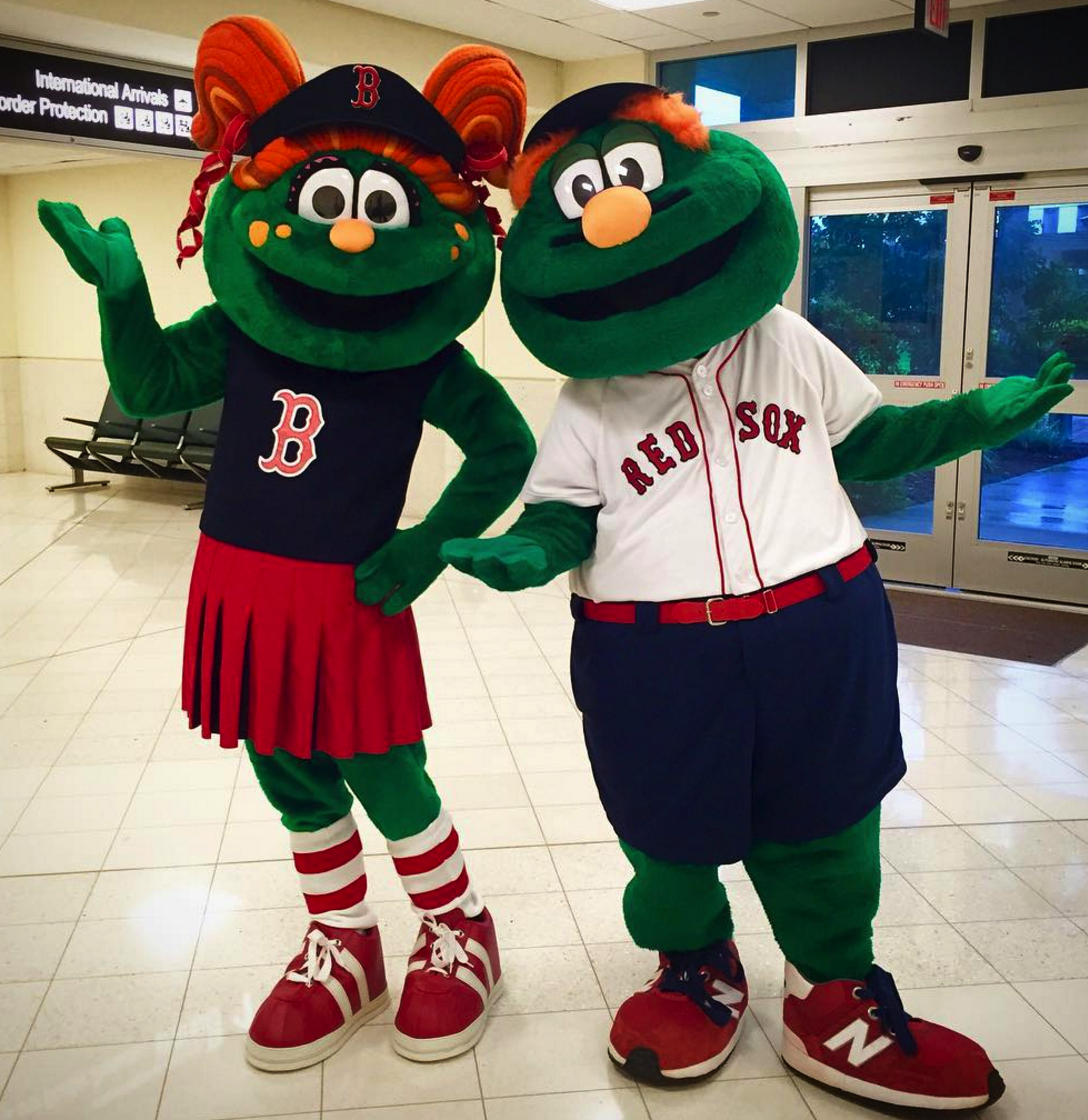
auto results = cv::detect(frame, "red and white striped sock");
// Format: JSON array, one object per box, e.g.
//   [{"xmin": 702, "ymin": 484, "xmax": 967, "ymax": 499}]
[
  {"xmin": 290, "ymin": 813, "xmax": 376, "ymax": 929},
  {"xmin": 388, "ymin": 809, "xmax": 483, "ymax": 918}
]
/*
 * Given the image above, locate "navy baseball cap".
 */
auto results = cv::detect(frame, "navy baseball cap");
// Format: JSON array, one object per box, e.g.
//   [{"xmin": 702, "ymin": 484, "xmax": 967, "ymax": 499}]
[
  {"xmin": 524, "ymin": 82, "xmax": 659, "ymax": 150},
  {"xmin": 245, "ymin": 62, "xmax": 465, "ymax": 170}
]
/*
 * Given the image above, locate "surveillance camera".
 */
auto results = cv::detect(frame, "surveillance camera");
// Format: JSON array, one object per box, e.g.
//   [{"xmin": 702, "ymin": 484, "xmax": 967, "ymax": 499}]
[{"xmin": 958, "ymin": 145, "xmax": 982, "ymax": 163}]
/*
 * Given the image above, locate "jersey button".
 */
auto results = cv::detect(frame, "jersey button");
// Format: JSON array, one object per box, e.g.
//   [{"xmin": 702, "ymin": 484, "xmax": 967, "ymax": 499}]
[
  {"xmin": 696, "ymin": 366, "xmax": 707, "ymax": 377},
  {"xmin": 715, "ymin": 456, "xmax": 727, "ymax": 467},
  {"xmin": 702, "ymin": 386, "xmax": 713, "ymax": 397},
  {"xmin": 725, "ymin": 512, "xmax": 739, "ymax": 524}
]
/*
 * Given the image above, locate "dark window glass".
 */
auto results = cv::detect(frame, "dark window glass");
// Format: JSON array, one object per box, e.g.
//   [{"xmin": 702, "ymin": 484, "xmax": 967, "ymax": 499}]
[
  {"xmin": 657, "ymin": 46, "xmax": 796, "ymax": 125},
  {"xmin": 983, "ymin": 5, "xmax": 1088, "ymax": 98},
  {"xmin": 806, "ymin": 22, "xmax": 972, "ymax": 115}
]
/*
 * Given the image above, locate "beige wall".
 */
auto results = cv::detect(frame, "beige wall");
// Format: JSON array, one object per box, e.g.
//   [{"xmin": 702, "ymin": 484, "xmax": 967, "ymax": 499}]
[
  {"xmin": 0, "ymin": 0, "xmax": 561, "ymax": 108},
  {"xmin": 0, "ymin": 177, "xmax": 24, "ymax": 472}
]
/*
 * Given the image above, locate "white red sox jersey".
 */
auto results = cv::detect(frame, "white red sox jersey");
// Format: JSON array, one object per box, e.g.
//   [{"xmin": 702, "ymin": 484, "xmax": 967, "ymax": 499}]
[{"xmin": 521, "ymin": 305, "xmax": 883, "ymax": 602}]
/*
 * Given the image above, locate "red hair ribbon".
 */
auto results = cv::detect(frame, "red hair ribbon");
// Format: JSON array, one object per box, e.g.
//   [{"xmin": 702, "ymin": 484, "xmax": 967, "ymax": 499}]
[
  {"xmin": 176, "ymin": 114, "xmax": 251, "ymax": 268},
  {"xmin": 463, "ymin": 141, "xmax": 508, "ymax": 250}
]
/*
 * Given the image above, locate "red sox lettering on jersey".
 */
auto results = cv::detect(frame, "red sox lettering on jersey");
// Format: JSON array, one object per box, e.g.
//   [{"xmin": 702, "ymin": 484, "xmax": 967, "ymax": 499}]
[
  {"xmin": 520, "ymin": 306, "xmax": 883, "ymax": 602},
  {"xmin": 259, "ymin": 389, "xmax": 326, "ymax": 477},
  {"xmin": 621, "ymin": 404, "xmax": 807, "ymax": 495}
]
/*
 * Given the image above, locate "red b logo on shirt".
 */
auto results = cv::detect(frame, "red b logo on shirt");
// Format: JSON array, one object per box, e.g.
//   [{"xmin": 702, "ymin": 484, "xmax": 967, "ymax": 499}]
[{"xmin": 258, "ymin": 389, "xmax": 325, "ymax": 478}]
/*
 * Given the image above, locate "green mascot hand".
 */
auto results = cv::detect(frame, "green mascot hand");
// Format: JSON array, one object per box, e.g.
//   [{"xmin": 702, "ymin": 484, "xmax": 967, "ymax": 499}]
[
  {"xmin": 972, "ymin": 352, "xmax": 1075, "ymax": 445},
  {"xmin": 355, "ymin": 525, "xmax": 446, "ymax": 616},
  {"xmin": 38, "ymin": 200, "xmax": 142, "ymax": 292},
  {"xmin": 441, "ymin": 535, "xmax": 553, "ymax": 592}
]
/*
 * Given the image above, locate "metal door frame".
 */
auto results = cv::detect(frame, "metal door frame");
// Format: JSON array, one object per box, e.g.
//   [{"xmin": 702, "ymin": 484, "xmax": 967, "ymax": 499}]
[
  {"xmin": 805, "ymin": 187, "xmax": 973, "ymax": 587},
  {"xmin": 953, "ymin": 176, "xmax": 1088, "ymax": 604}
]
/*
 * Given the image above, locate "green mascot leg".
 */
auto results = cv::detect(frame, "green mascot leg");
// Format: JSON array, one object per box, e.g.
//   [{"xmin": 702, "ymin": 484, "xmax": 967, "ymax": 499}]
[
  {"xmin": 744, "ymin": 807, "xmax": 882, "ymax": 982},
  {"xmin": 245, "ymin": 740, "xmax": 443, "ymax": 841},
  {"xmin": 619, "ymin": 839, "xmax": 734, "ymax": 951},
  {"xmin": 245, "ymin": 741, "xmax": 355, "ymax": 832},
  {"xmin": 246, "ymin": 740, "xmax": 481, "ymax": 918}
]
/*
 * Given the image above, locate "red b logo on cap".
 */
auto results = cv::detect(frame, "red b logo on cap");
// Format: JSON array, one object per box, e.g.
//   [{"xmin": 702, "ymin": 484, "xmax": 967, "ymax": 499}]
[{"xmin": 352, "ymin": 65, "xmax": 381, "ymax": 109}]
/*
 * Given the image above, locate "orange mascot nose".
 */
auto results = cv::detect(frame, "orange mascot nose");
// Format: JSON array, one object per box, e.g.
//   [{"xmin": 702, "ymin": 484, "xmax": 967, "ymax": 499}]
[
  {"xmin": 581, "ymin": 186, "xmax": 652, "ymax": 249},
  {"xmin": 329, "ymin": 219, "xmax": 375, "ymax": 253}
]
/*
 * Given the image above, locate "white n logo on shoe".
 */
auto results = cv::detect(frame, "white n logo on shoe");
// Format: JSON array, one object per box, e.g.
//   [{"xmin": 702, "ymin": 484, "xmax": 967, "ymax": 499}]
[{"xmin": 823, "ymin": 1017, "xmax": 893, "ymax": 1067}]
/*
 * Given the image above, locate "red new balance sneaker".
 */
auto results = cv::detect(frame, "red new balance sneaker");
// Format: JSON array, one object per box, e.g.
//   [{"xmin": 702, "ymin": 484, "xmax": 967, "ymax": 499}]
[
  {"xmin": 392, "ymin": 908, "xmax": 503, "ymax": 1061},
  {"xmin": 781, "ymin": 961, "xmax": 1004, "ymax": 1110},
  {"xmin": 246, "ymin": 922, "xmax": 389, "ymax": 1071},
  {"xmin": 609, "ymin": 940, "xmax": 748, "ymax": 1083}
]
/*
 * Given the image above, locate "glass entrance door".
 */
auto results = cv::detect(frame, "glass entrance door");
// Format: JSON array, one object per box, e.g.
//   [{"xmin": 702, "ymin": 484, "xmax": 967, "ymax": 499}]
[
  {"xmin": 954, "ymin": 184, "xmax": 1088, "ymax": 604},
  {"xmin": 806, "ymin": 189, "xmax": 971, "ymax": 586},
  {"xmin": 807, "ymin": 179, "xmax": 1088, "ymax": 605}
]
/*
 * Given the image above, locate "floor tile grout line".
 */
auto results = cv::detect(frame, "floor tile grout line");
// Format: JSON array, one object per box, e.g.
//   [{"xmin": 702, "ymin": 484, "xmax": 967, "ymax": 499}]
[
  {"xmin": 1, "ymin": 629, "xmax": 144, "ymax": 1079},
  {"xmin": 449, "ymin": 577, "xmax": 617, "ymax": 1034}
]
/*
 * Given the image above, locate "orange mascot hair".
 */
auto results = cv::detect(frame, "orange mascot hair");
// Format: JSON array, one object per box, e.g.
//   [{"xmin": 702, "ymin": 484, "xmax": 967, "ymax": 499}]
[{"xmin": 190, "ymin": 16, "xmax": 526, "ymax": 214}]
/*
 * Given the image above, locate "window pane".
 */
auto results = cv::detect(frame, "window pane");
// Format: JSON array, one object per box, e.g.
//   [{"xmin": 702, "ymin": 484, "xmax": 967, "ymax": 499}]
[
  {"xmin": 983, "ymin": 5, "xmax": 1088, "ymax": 98},
  {"xmin": 844, "ymin": 471, "xmax": 937, "ymax": 537},
  {"xmin": 979, "ymin": 414, "xmax": 1088, "ymax": 550},
  {"xmin": 657, "ymin": 47, "xmax": 795, "ymax": 125},
  {"xmin": 986, "ymin": 202, "xmax": 1088, "ymax": 381},
  {"xmin": 807, "ymin": 210, "xmax": 948, "ymax": 380},
  {"xmin": 806, "ymin": 23, "xmax": 972, "ymax": 116}
]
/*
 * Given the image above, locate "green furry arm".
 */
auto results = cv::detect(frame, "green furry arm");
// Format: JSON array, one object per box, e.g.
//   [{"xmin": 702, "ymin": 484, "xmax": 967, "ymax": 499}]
[
  {"xmin": 38, "ymin": 200, "xmax": 228, "ymax": 417},
  {"xmin": 441, "ymin": 501, "xmax": 599, "ymax": 592},
  {"xmin": 355, "ymin": 348, "xmax": 536, "ymax": 615},
  {"xmin": 99, "ymin": 290, "xmax": 229, "ymax": 418},
  {"xmin": 834, "ymin": 353, "xmax": 1074, "ymax": 482},
  {"xmin": 417, "ymin": 348, "xmax": 537, "ymax": 539}
]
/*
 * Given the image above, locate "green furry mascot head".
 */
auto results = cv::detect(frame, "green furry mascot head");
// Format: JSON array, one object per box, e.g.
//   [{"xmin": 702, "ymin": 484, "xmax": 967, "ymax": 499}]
[
  {"xmin": 181, "ymin": 16, "xmax": 524, "ymax": 372},
  {"xmin": 502, "ymin": 83, "xmax": 798, "ymax": 379}
]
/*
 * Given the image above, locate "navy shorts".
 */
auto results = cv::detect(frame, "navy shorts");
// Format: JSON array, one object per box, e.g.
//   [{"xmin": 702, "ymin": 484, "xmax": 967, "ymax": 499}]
[{"xmin": 570, "ymin": 560, "xmax": 905, "ymax": 866}]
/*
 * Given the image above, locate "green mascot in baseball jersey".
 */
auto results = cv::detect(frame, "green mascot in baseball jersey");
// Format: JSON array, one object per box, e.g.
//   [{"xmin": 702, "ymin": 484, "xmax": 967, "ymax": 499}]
[
  {"xmin": 443, "ymin": 83, "xmax": 1075, "ymax": 1108},
  {"xmin": 39, "ymin": 16, "xmax": 534, "ymax": 1070}
]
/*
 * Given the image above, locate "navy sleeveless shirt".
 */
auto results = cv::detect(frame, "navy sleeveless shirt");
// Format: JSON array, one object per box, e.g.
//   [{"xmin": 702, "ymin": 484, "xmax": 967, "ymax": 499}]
[{"xmin": 200, "ymin": 327, "xmax": 458, "ymax": 564}]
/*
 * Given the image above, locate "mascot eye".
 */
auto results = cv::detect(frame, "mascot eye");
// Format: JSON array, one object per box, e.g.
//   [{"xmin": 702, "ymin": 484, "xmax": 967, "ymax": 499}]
[
  {"xmin": 603, "ymin": 142, "xmax": 664, "ymax": 193},
  {"xmin": 357, "ymin": 169, "xmax": 413, "ymax": 229},
  {"xmin": 296, "ymin": 167, "xmax": 354, "ymax": 224},
  {"xmin": 552, "ymin": 158, "xmax": 606, "ymax": 220}
]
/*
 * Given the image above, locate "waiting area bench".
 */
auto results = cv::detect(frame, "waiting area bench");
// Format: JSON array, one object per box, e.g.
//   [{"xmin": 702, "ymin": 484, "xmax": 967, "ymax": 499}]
[{"xmin": 45, "ymin": 390, "xmax": 221, "ymax": 508}]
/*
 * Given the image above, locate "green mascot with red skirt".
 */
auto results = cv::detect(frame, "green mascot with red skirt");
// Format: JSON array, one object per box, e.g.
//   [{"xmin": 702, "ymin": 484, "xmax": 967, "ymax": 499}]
[{"xmin": 40, "ymin": 15, "xmax": 534, "ymax": 1071}]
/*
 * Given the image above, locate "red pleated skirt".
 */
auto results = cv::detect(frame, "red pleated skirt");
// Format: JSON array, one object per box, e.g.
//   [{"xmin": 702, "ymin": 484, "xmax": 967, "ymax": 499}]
[{"xmin": 182, "ymin": 534, "xmax": 431, "ymax": 758}]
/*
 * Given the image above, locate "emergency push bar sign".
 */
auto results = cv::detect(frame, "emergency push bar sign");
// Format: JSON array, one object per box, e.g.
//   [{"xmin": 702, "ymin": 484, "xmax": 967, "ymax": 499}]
[{"xmin": 0, "ymin": 42, "xmax": 197, "ymax": 153}]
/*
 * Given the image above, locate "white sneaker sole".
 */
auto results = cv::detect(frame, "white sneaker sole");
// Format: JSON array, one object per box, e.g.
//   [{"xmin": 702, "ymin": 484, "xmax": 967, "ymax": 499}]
[
  {"xmin": 781, "ymin": 1027, "xmax": 993, "ymax": 1111},
  {"xmin": 391, "ymin": 976, "xmax": 504, "ymax": 1062},
  {"xmin": 246, "ymin": 988, "xmax": 391, "ymax": 1072},
  {"xmin": 609, "ymin": 1007, "xmax": 746, "ymax": 1082}
]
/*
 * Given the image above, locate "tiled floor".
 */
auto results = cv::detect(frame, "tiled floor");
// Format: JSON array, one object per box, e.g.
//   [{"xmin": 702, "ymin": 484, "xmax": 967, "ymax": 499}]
[{"xmin": 2, "ymin": 471, "xmax": 1088, "ymax": 1120}]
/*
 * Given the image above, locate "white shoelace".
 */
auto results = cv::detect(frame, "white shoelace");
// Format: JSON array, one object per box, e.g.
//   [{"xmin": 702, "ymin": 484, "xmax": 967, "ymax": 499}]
[
  {"xmin": 286, "ymin": 928, "xmax": 346, "ymax": 987},
  {"xmin": 423, "ymin": 916, "xmax": 470, "ymax": 975}
]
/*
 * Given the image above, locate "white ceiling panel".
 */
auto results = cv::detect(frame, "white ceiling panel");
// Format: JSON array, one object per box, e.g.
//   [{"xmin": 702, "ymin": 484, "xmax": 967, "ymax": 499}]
[
  {"xmin": 498, "ymin": 0, "xmax": 605, "ymax": 18},
  {"xmin": 752, "ymin": 0, "xmax": 912, "ymax": 26},
  {"xmin": 628, "ymin": 29, "xmax": 710, "ymax": 49},
  {"xmin": 331, "ymin": 0, "xmax": 636, "ymax": 60},
  {"xmin": 648, "ymin": 1, "xmax": 804, "ymax": 38},
  {"xmin": 564, "ymin": 10, "xmax": 677, "ymax": 38}
]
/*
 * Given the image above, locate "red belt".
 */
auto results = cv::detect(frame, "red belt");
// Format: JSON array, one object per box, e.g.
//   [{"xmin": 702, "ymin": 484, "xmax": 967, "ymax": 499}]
[{"xmin": 579, "ymin": 545, "xmax": 873, "ymax": 626}]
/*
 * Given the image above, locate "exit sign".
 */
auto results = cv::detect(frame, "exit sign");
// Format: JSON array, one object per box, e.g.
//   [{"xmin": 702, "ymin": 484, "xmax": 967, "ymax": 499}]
[{"xmin": 916, "ymin": 0, "xmax": 950, "ymax": 38}]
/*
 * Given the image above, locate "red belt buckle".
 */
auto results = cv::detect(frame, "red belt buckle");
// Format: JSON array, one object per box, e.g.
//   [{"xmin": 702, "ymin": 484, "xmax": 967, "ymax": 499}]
[
  {"xmin": 704, "ymin": 597, "xmax": 729, "ymax": 626},
  {"xmin": 762, "ymin": 588, "xmax": 779, "ymax": 615}
]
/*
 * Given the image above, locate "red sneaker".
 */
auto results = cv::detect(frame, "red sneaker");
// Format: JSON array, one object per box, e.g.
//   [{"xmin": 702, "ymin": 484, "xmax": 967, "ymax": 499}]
[
  {"xmin": 392, "ymin": 908, "xmax": 503, "ymax": 1061},
  {"xmin": 609, "ymin": 940, "xmax": 748, "ymax": 1083},
  {"xmin": 246, "ymin": 922, "xmax": 389, "ymax": 1071},
  {"xmin": 781, "ymin": 962, "xmax": 1004, "ymax": 1110}
]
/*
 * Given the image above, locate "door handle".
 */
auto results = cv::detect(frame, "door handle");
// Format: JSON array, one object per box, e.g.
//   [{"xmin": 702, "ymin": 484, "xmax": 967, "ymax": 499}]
[
  {"xmin": 945, "ymin": 500, "xmax": 955, "ymax": 520},
  {"xmin": 957, "ymin": 501, "xmax": 967, "ymax": 521}
]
